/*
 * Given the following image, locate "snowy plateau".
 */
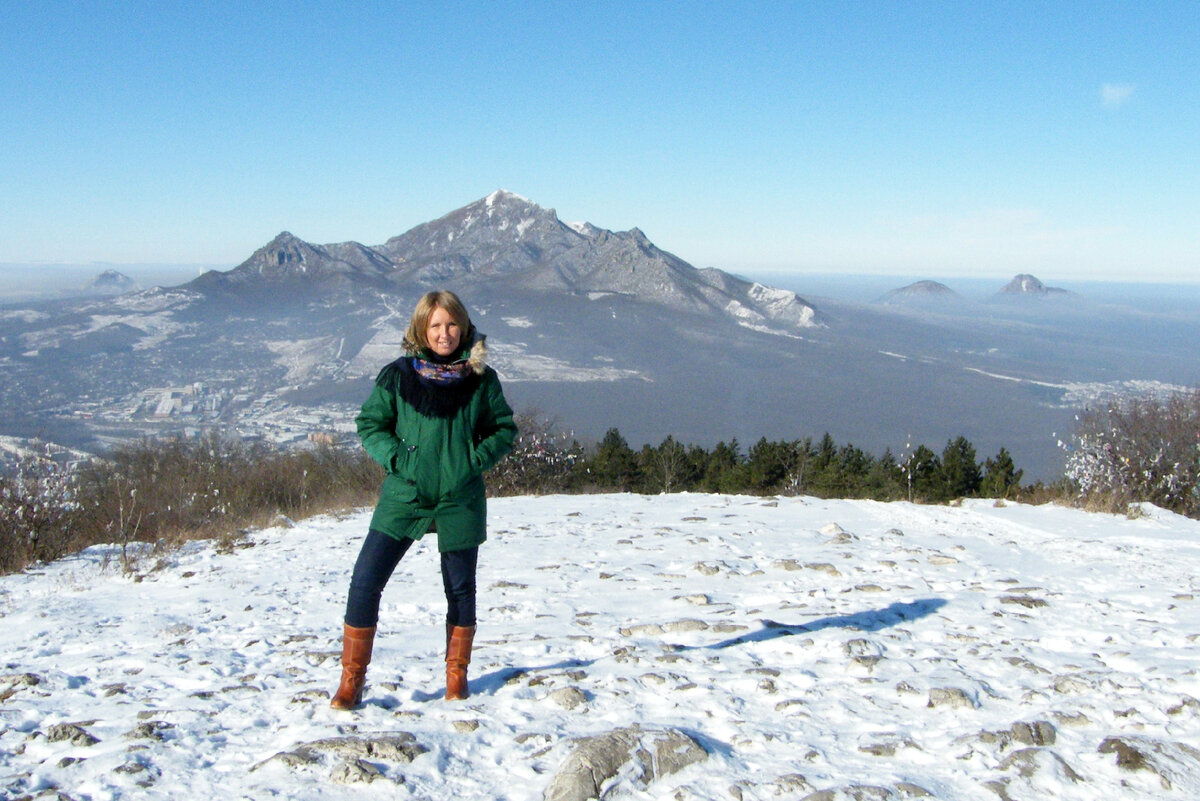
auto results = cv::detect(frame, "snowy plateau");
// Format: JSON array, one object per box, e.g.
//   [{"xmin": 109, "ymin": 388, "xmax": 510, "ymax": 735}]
[{"xmin": 2, "ymin": 493, "xmax": 1199, "ymax": 800}]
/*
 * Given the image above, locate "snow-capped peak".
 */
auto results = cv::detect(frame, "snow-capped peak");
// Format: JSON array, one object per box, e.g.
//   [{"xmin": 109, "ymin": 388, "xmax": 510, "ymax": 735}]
[{"xmin": 485, "ymin": 189, "xmax": 532, "ymax": 207}]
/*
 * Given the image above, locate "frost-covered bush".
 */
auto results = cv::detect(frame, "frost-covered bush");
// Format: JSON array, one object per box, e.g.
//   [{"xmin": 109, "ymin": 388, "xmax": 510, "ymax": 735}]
[
  {"xmin": 489, "ymin": 410, "xmax": 583, "ymax": 496},
  {"xmin": 0, "ymin": 449, "xmax": 78, "ymax": 573},
  {"xmin": 1065, "ymin": 390, "xmax": 1200, "ymax": 518}
]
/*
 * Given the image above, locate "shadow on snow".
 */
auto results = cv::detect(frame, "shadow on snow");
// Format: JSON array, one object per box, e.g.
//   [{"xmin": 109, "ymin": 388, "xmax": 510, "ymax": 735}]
[{"xmin": 466, "ymin": 597, "xmax": 948, "ymax": 697}]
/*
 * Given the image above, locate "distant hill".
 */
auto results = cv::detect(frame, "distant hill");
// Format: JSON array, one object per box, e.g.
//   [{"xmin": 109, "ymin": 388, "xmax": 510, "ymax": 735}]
[
  {"xmin": 879, "ymin": 280, "xmax": 963, "ymax": 306},
  {"xmin": 996, "ymin": 273, "xmax": 1074, "ymax": 299},
  {"xmin": 83, "ymin": 269, "xmax": 138, "ymax": 296}
]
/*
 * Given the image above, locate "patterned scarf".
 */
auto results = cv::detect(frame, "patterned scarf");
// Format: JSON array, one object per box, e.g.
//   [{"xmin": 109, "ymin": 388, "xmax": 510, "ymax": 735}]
[{"xmin": 412, "ymin": 357, "xmax": 473, "ymax": 386}]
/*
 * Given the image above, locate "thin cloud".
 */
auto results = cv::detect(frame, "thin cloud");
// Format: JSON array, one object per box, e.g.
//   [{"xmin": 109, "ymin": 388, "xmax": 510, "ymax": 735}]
[{"xmin": 1101, "ymin": 83, "xmax": 1135, "ymax": 109}]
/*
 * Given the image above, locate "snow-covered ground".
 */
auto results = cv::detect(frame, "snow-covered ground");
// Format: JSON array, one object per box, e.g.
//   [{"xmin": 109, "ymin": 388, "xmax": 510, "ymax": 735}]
[{"xmin": 2, "ymin": 494, "xmax": 1199, "ymax": 800}]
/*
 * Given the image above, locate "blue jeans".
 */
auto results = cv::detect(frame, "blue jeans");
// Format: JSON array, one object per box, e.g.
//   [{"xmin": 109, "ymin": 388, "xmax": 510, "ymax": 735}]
[{"xmin": 344, "ymin": 529, "xmax": 478, "ymax": 629}]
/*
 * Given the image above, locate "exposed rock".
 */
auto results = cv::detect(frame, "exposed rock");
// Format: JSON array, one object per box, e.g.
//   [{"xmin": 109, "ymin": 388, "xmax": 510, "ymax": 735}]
[
  {"xmin": 693, "ymin": 562, "xmax": 720, "ymax": 576},
  {"xmin": 768, "ymin": 773, "xmax": 815, "ymax": 795},
  {"xmin": 1051, "ymin": 674, "xmax": 1093, "ymax": 694},
  {"xmin": 253, "ymin": 732, "xmax": 427, "ymax": 773},
  {"xmin": 663, "ymin": 619, "xmax": 709, "ymax": 633},
  {"xmin": 548, "ymin": 687, "xmax": 588, "ymax": 710},
  {"xmin": 1098, "ymin": 736, "xmax": 1200, "ymax": 790},
  {"xmin": 969, "ymin": 721, "xmax": 1059, "ymax": 759},
  {"xmin": 124, "ymin": 721, "xmax": 174, "ymax": 741},
  {"xmin": 1166, "ymin": 695, "xmax": 1200, "ymax": 716},
  {"xmin": 927, "ymin": 687, "xmax": 975, "ymax": 709},
  {"xmin": 997, "ymin": 747, "xmax": 1082, "ymax": 782},
  {"xmin": 843, "ymin": 639, "xmax": 884, "ymax": 658},
  {"xmin": 159, "ymin": 622, "xmax": 193, "ymax": 637},
  {"xmin": 1051, "ymin": 710, "xmax": 1091, "ymax": 727},
  {"xmin": 1011, "ymin": 721, "xmax": 1056, "ymax": 747},
  {"xmin": 543, "ymin": 726, "xmax": 707, "ymax": 801},
  {"xmin": 801, "ymin": 784, "xmax": 915, "ymax": 800},
  {"xmin": 1000, "ymin": 595, "xmax": 1047, "ymax": 609},
  {"xmin": 254, "ymin": 750, "xmax": 321, "ymax": 770},
  {"xmin": 1, "ymin": 672, "xmax": 42, "ymax": 688},
  {"xmin": 330, "ymin": 758, "xmax": 385, "ymax": 785},
  {"xmin": 46, "ymin": 723, "xmax": 100, "ymax": 747},
  {"xmin": 1004, "ymin": 656, "xmax": 1050, "ymax": 674}
]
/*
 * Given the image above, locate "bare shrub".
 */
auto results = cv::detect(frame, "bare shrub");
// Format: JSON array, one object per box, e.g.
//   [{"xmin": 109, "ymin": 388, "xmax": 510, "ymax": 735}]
[
  {"xmin": 0, "ymin": 449, "xmax": 79, "ymax": 573},
  {"xmin": 489, "ymin": 409, "xmax": 582, "ymax": 496},
  {"xmin": 1065, "ymin": 389, "xmax": 1200, "ymax": 518},
  {"xmin": 58, "ymin": 434, "xmax": 382, "ymax": 572}
]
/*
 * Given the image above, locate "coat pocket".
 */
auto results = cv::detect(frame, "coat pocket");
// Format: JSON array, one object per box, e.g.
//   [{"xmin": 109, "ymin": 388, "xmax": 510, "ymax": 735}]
[{"xmin": 381, "ymin": 472, "xmax": 419, "ymax": 500}]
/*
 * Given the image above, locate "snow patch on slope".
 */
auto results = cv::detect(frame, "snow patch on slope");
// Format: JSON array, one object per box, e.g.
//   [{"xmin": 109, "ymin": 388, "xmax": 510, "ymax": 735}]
[{"xmin": 486, "ymin": 341, "xmax": 644, "ymax": 382}]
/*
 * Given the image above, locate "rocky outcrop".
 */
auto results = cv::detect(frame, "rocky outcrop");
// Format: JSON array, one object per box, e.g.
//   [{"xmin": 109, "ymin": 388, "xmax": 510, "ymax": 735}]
[{"xmin": 543, "ymin": 726, "xmax": 708, "ymax": 801}]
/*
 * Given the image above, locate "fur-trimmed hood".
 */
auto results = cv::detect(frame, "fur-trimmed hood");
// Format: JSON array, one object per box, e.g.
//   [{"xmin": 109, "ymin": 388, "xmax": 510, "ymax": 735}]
[{"xmin": 401, "ymin": 325, "xmax": 489, "ymax": 375}]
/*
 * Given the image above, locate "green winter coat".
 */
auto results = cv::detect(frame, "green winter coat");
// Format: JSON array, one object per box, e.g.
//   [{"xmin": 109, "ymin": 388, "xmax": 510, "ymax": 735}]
[{"xmin": 357, "ymin": 336, "xmax": 517, "ymax": 552}]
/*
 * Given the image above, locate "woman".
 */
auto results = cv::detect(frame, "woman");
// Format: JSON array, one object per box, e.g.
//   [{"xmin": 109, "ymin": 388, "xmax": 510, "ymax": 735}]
[{"xmin": 331, "ymin": 290, "xmax": 517, "ymax": 709}]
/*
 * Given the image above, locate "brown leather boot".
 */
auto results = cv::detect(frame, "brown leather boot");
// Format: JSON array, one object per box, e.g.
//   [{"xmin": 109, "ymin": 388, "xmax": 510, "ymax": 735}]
[
  {"xmin": 330, "ymin": 623, "xmax": 375, "ymax": 710},
  {"xmin": 445, "ymin": 624, "xmax": 476, "ymax": 700}
]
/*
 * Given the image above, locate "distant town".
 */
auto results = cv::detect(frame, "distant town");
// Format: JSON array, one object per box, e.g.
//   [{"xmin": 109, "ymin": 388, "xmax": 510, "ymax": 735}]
[{"xmin": 0, "ymin": 380, "xmax": 359, "ymax": 473}]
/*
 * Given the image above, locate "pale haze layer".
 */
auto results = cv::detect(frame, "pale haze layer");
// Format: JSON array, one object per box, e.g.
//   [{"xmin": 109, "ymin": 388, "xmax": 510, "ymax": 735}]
[{"xmin": 2, "ymin": 1, "xmax": 1198, "ymax": 283}]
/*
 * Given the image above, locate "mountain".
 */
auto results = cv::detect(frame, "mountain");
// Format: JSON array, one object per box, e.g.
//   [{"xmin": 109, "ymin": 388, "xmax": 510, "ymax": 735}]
[
  {"xmin": 996, "ymin": 273, "xmax": 1074, "ymax": 299},
  {"xmin": 193, "ymin": 190, "xmax": 820, "ymax": 331},
  {"xmin": 5, "ymin": 494, "xmax": 1199, "ymax": 799},
  {"xmin": 82, "ymin": 269, "xmax": 138, "ymax": 296},
  {"xmin": 191, "ymin": 231, "xmax": 394, "ymax": 289},
  {"xmin": 1, "ymin": 193, "xmax": 1198, "ymax": 481},
  {"xmin": 879, "ymin": 280, "xmax": 963, "ymax": 306}
]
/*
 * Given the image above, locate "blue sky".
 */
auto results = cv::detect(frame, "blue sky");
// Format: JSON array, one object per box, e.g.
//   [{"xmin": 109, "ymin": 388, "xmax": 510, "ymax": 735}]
[{"xmin": 2, "ymin": 1, "xmax": 1197, "ymax": 282}]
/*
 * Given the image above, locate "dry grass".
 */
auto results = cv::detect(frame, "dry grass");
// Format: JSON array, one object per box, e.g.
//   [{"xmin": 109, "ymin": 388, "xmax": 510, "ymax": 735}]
[{"xmin": 2, "ymin": 435, "xmax": 383, "ymax": 575}]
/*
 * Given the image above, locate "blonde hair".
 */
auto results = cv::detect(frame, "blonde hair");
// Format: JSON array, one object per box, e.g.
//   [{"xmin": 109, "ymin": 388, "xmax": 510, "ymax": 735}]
[{"xmin": 404, "ymin": 290, "xmax": 471, "ymax": 353}]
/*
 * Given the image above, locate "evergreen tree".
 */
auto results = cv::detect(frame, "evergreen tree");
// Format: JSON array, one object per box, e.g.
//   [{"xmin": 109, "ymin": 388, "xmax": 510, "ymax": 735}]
[
  {"xmin": 904, "ymin": 444, "xmax": 944, "ymax": 502},
  {"xmin": 980, "ymin": 447, "xmax": 1023, "ymax": 498},
  {"xmin": 747, "ymin": 437, "xmax": 798, "ymax": 492},
  {"xmin": 941, "ymin": 436, "xmax": 982, "ymax": 499},
  {"xmin": 836, "ymin": 443, "xmax": 872, "ymax": 497},
  {"xmin": 865, "ymin": 448, "xmax": 906, "ymax": 500},
  {"xmin": 703, "ymin": 439, "xmax": 741, "ymax": 493},
  {"xmin": 589, "ymin": 428, "xmax": 639, "ymax": 491}
]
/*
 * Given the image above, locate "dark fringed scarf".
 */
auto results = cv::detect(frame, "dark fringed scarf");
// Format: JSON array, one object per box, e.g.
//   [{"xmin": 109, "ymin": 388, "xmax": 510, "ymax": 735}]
[{"xmin": 389, "ymin": 356, "xmax": 481, "ymax": 418}]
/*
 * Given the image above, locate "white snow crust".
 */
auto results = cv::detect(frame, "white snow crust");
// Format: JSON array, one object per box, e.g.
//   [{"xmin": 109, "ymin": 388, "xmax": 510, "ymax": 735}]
[
  {"xmin": 2, "ymin": 494, "xmax": 1199, "ymax": 799},
  {"xmin": 485, "ymin": 342, "xmax": 643, "ymax": 382},
  {"xmin": 963, "ymin": 369, "xmax": 1195, "ymax": 407}
]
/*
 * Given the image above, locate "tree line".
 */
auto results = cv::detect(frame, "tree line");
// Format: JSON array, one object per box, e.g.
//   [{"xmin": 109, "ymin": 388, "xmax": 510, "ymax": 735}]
[
  {"xmin": 490, "ymin": 416, "xmax": 1022, "ymax": 502},
  {"xmin": 5, "ymin": 388, "xmax": 1198, "ymax": 576}
]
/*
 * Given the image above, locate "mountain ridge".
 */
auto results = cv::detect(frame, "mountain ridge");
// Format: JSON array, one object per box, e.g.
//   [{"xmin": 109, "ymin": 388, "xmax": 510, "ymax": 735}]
[{"xmin": 192, "ymin": 190, "xmax": 821, "ymax": 331}]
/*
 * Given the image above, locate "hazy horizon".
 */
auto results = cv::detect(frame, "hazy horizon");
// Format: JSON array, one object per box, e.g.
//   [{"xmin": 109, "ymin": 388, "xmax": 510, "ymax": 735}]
[{"xmin": 4, "ymin": 260, "xmax": 1200, "ymax": 306}]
